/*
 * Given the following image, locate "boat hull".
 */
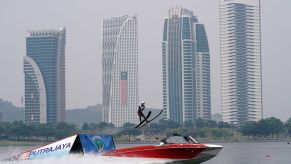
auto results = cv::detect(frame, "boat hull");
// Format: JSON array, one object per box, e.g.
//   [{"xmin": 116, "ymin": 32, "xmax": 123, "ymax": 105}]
[{"xmin": 103, "ymin": 143, "xmax": 222, "ymax": 163}]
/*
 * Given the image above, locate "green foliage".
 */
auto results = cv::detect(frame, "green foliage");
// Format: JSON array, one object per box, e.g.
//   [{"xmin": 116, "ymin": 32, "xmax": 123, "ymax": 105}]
[
  {"xmin": 211, "ymin": 129, "xmax": 224, "ymax": 138},
  {"xmin": 122, "ymin": 122, "xmax": 135, "ymax": 128},
  {"xmin": 149, "ymin": 122, "xmax": 159, "ymax": 129},
  {"xmin": 285, "ymin": 118, "xmax": 291, "ymax": 136},
  {"xmin": 55, "ymin": 122, "xmax": 76, "ymax": 139},
  {"xmin": 241, "ymin": 117, "xmax": 284, "ymax": 137},
  {"xmin": 97, "ymin": 122, "xmax": 115, "ymax": 129},
  {"xmin": 158, "ymin": 119, "xmax": 181, "ymax": 128},
  {"xmin": 196, "ymin": 118, "xmax": 217, "ymax": 128},
  {"xmin": 258, "ymin": 117, "xmax": 284, "ymax": 136},
  {"xmin": 241, "ymin": 121, "xmax": 257, "ymax": 136},
  {"xmin": 80, "ymin": 122, "xmax": 115, "ymax": 130},
  {"xmin": 2, "ymin": 116, "xmax": 291, "ymax": 141},
  {"xmin": 165, "ymin": 128, "xmax": 192, "ymax": 136},
  {"xmin": 184, "ymin": 120, "xmax": 194, "ymax": 128},
  {"xmin": 0, "ymin": 121, "xmax": 76, "ymax": 140},
  {"xmin": 82, "ymin": 122, "xmax": 89, "ymax": 130},
  {"xmin": 217, "ymin": 121, "xmax": 231, "ymax": 128},
  {"xmin": 194, "ymin": 129, "xmax": 206, "ymax": 138},
  {"xmin": 115, "ymin": 128, "xmax": 141, "ymax": 136},
  {"xmin": 196, "ymin": 118, "xmax": 204, "ymax": 128}
]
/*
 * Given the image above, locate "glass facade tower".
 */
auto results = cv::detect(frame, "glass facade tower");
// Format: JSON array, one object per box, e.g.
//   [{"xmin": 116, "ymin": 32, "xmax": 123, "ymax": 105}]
[
  {"xmin": 196, "ymin": 24, "xmax": 211, "ymax": 120},
  {"xmin": 162, "ymin": 7, "xmax": 211, "ymax": 124},
  {"xmin": 102, "ymin": 15, "xmax": 139, "ymax": 127},
  {"xmin": 24, "ymin": 28, "xmax": 66, "ymax": 124},
  {"xmin": 220, "ymin": 0, "xmax": 263, "ymax": 125}
]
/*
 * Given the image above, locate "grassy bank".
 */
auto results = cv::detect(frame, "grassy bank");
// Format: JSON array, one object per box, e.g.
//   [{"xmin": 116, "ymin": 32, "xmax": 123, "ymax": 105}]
[{"xmin": 0, "ymin": 140, "xmax": 48, "ymax": 147}]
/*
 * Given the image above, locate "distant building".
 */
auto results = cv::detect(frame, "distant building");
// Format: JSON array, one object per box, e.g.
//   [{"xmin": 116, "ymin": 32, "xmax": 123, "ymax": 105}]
[
  {"xmin": 162, "ymin": 7, "xmax": 211, "ymax": 124},
  {"xmin": 102, "ymin": 15, "xmax": 139, "ymax": 127},
  {"xmin": 0, "ymin": 112, "xmax": 2, "ymax": 122},
  {"xmin": 220, "ymin": 0, "xmax": 263, "ymax": 125},
  {"xmin": 196, "ymin": 23, "xmax": 211, "ymax": 120},
  {"xmin": 24, "ymin": 28, "xmax": 66, "ymax": 124}
]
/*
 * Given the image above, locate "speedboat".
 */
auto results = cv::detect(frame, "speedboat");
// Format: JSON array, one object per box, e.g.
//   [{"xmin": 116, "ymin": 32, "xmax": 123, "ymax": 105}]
[
  {"xmin": 103, "ymin": 134, "xmax": 223, "ymax": 163},
  {"xmin": 3, "ymin": 134, "xmax": 222, "ymax": 163}
]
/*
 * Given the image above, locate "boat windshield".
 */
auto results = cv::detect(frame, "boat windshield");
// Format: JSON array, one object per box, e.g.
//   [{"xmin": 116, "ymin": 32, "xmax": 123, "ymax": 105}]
[
  {"xmin": 165, "ymin": 136, "xmax": 188, "ymax": 144},
  {"xmin": 161, "ymin": 135, "xmax": 199, "ymax": 144}
]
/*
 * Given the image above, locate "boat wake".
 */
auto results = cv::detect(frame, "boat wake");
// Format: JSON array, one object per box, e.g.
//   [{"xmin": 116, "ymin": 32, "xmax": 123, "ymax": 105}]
[
  {"xmin": 0, "ymin": 146, "xmax": 161, "ymax": 164},
  {"xmin": 1, "ymin": 154, "xmax": 160, "ymax": 164}
]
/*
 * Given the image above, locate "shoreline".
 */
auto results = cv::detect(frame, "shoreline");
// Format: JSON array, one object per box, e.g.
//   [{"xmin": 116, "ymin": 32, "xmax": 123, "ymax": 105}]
[
  {"xmin": 1, "ymin": 138, "xmax": 291, "ymax": 147},
  {"xmin": 0, "ymin": 140, "xmax": 48, "ymax": 147}
]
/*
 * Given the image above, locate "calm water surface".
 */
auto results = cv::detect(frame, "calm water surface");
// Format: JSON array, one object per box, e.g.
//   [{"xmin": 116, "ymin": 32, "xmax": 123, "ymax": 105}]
[
  {"xmin": 205, "ymin": 142, "xmax": 291, "ymax": 164},
  {"xmin": 0, "ymin": 142, "xmax": 291, "ymax": 164}
]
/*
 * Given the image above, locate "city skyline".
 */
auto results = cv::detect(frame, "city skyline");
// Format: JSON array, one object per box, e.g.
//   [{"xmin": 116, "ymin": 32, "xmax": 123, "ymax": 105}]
[{"xmin": 0, "ymin": 0, "xmax": 290, "ymax": 121}]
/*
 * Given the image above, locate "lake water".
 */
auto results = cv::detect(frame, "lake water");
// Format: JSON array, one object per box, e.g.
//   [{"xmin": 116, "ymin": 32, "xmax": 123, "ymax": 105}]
[{"xmin": 0, "ymin": 142, "xmax": 291, "ymax": 164}]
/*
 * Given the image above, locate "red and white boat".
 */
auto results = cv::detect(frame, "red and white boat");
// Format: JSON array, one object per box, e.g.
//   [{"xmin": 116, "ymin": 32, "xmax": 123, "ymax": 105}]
[
  {"xmin": 4, "ymin": 134, "xmax": 222, "ymax": 163},
  {"xmin": 104, "ymin": 135, "xmax": 222, "ymax": 163}
]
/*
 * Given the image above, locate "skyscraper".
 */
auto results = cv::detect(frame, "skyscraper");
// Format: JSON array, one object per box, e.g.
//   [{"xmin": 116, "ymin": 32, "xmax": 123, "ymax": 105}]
[
  {"xmin": 24, "ymin": 28, "xmax": 66, "ymax": 124},
  {"xmin": 196, "ymin": 23, "xmax": 211, "ymax": 120},
  {"xmin": 162, "ymin": 7, "xmax": 211, "ymax": 124},
  {"xmin": 102, "ymin": 15, "xmax": 139, "ymax": 127},
  {"xmin": 220, "ymin": 0, "xmax": 263, "ymax": 125}
]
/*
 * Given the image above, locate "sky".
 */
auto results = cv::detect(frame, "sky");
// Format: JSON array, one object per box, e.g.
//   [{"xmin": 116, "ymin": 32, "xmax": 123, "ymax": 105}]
[{"xmin": 0, "ymin": 0, "xmax": 290, "ymax": 121}]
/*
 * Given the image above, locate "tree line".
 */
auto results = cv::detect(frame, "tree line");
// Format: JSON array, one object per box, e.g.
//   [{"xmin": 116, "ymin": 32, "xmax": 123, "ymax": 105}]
[
  {"xmin": 1, "ymin": 117, "xmax": 291, "ymax": 141},
  {"xmin": 0, "ymin": 121, "xmax": 76, "ymax": 141},
  {"xmin": 240, "ymin": 117, "xmax": 291, "ymax": 138},
  {"xmin": 79, "ymin": 117, "xmax": 291, "ymax": 140}
]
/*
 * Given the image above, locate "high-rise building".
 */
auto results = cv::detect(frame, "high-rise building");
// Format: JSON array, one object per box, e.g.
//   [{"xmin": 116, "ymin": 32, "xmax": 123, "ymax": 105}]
[
  {"xmin": 162, "ymin": 7, "xmax": 211, "ymax": 124},
  {"xmin": 24, "ymin": 28, "xmax": 66, "ymax": 124},
  {"xmin": 0, "ymin": 112, "xmax": 2, "ymax": 122},
  {"xmin": 196, "ymin": 23, "xmax": 211, "ymax": 120},
  {"xmin": 220, "ymin": 0, "xmax": 263, "ymax": 125},
  {"xmin": 102, "ymin": 15, "xmax": 139, "ymax": 127}
]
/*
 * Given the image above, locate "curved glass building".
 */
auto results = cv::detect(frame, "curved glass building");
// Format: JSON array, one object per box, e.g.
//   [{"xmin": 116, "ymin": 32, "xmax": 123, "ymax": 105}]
[
  {"xmin": 220, "ymin": 0, "xmax": 263, "ymax": 125},
  {"xmin": 162, "ymin": 7, "xmax": 211, "ymax": 124},
  {"xmin": 102, "ymin": 15, "xmax": 139, "ymax": 127},
  {"xmin": 24, "ymin": 28, "xmax": 66, "ymax": 124}
]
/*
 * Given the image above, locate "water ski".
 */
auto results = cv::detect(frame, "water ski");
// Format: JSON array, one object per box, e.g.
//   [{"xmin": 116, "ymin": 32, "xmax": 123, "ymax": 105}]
[
  {"xmin": 136, "ymin": 109, "xmax": 164, "ymax": 129},
  {"xmin": 135, "ymin": 111, "xmax": 152, "ymax": 128}
]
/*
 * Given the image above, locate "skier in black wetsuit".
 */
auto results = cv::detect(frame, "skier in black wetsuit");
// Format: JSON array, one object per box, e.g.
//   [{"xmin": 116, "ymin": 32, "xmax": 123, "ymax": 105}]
[{"xmin": 138, "ymin": 101, "xmax": 149, "ymax": 123}]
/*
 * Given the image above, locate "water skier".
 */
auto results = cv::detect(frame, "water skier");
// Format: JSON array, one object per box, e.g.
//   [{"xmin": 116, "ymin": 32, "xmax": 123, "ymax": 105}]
[{"xmin": 138, "ymin": 101, "xmax": 149, "ymax": 123}]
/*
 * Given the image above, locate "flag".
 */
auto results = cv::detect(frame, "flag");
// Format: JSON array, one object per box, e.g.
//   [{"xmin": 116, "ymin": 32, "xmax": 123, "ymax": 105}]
[{"xmin": 120, "ymin": 72, "xmax": 128, "ymax": 106}]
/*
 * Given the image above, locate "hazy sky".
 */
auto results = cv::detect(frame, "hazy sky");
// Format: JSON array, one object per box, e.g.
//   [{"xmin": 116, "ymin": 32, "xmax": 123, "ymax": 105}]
[{"xmin": 0, "ymin": 0, "xmax": 290, "ymax": 120}]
